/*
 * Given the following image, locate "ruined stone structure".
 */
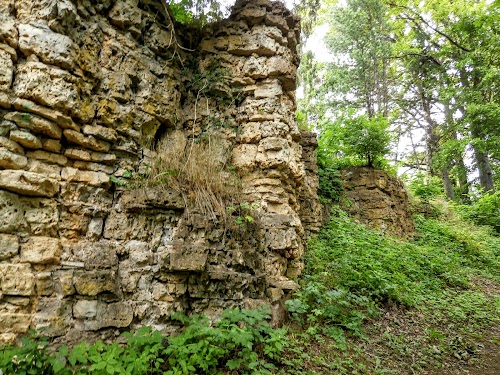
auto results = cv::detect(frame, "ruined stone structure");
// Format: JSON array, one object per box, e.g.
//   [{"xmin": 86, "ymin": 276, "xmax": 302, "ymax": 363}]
[
  {"xmin": 341, "ymin": 167, "xmax": 415, "ymax": 239},
  {"xmin": 0, "ymin": 0, "xmax": 321, "ymax": 344}
]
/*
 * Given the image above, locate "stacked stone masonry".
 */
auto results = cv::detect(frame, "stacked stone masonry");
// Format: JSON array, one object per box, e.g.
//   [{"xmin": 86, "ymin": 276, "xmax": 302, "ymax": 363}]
[
  {"xmin": 0, "ymin": 0, "xmax": 321, "ymax": 344},
  {"xmin": 341, "ymin": 167, "xmax": 415, "ymax": 239}
]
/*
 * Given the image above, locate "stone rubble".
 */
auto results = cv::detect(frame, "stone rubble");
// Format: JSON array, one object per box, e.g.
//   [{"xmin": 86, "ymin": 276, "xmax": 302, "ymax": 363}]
[{"xmin": 0, "ymin": 0, "xmax": 321, "ymax": 344}]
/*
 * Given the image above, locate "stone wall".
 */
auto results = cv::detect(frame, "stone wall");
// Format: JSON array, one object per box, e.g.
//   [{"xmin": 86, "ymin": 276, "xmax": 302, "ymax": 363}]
[
  {"xmin": 341, "ymin": 167, "xmax": 415, "ymax": 239},
  {"xmin": 0, "ymin": 0, "xmax": 321, "ymax": 344}
]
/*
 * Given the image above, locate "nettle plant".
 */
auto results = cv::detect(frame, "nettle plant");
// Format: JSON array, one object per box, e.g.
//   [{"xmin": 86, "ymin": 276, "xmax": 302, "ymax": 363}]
[{"xmin": 0, "ymin": 308, "xmax": 289, "ymax": 375}]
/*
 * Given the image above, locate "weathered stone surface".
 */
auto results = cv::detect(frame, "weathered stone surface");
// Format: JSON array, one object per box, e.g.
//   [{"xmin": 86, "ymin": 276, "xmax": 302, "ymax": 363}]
[
  {"xmin": 26, "ymin": 150, "xmax": 68, "ymax": 166},
  {"xmin": 0, "ymin": 170, "xmax": 60, "ymax": 197},
  {"xmin": 0, "ymin": 190, "xmax": 27, "ymax": 233},
  {"xmin": 0, "ymin": 15, "xmax": 18, "ymax": 49},
  {"xmin": 0, "ymin": 234, "xmax": 18, "ymax": 260},
  {"xmin": 10, "ymin": 129, "xmax": 42, "ymax": 149},
  {"xmin": 0, "ymin": 147, "xmax": 28, "ymax": 169},
  {"xmin": 61, "ymin": 167, "xmax": 110, "ymax": 187},
  {"xmin": 170, "ymin": 251, "xmax": 208, "ymax": 271},
  {"xmin": 31, "ymin": 298, "xmax": 72, "ymax": 337},
  {"xmin": 0, "ymin": 49, "xmax": 13, "ymax": 91},
  {"xmin": 41, "ymin": 138, "xmax": 62, "ymax": 153},
  {"xmin": 19, "ymin": 23, "xmax": 74, "ymax": 69},
  {"xmin": 84, "ymin": 302, "xmax": 133, "ymax": 330},
  {"xmin": 341, "ymin": 167, "xmax": 415, "ymax": 238},
  {"xmin": 26, "ymin": 159, "xmax": 62, "ymax": 180},
  {"xmin": 73, "ymin": 270, "xmax": 119, "ymax": 296},
  {"xmin": 13, "ymin": 62, "xmax": 82, "ymax": 118},
  {"xmin": 21, "ymin": 236, "xmax": 61, "ymax": 264},
  {"xmin": 0, "ymin": 314, "xmax": 31, "ymax": 333},
  {"xmin": 73, "ymin": 300, "xmax": 98, "ymax": 319},
  {"xmin": 82, "ymin": 125, "xmax": 118, "ymax": 142},
  {"xmin": 64, "ymin": 148, "xmax": 91, "ymax": 161},
  {"xmin": 5, "ymin": 111, "xmax": 62, "ymax": 139},
  {"xmin": 64, "ymin": 129, "xmax": 110, "ymax": 152},
  {"xmin": 0, "ymin": 136, "xmax": 24, "ymax": 154},
  {"xmin": 0, "ymin": 264, "xmax": 35, "ymax": 296},
  {"xmin": 13, "ymin": 98, "xmax": 79, "ymax": 131}
]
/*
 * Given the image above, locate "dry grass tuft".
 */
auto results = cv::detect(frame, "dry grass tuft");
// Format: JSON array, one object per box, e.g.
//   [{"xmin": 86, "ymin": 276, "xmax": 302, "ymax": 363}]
[{"xmin": 144, "ymin": 130, "xmax": 241, "ymax": 220}]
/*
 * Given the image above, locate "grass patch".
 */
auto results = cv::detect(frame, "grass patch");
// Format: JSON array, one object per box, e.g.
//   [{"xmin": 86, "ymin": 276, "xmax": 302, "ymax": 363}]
[{"xmin": 140, "ymin": 130, "xmax": 242, "ymax": 221}]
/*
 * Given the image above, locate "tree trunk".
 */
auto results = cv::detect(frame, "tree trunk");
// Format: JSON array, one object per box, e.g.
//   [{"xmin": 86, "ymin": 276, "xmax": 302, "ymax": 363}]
[
  {"xmin": 441, "ymin": 168, "xmax": 455, "ymax": 200},
  {"xmin": 473, "ymin": 145, "xmax": 495, "ymax": 193}
]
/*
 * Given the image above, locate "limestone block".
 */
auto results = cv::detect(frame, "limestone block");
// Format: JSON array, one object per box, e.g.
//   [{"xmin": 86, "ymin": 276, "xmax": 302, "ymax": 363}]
[
  {"xmin": 18, "ymin": 23, "xmax": 74, "ymax": 70},
  {"xmin": 0, "ymin": 136, "xmax": 24, "ymax": 154},
  {"xmin": 170, "ymin": 251, "xmax": 208, "ymax": 271},
  {"xmin": 36, "ymin": 272, "xmax": 54, "ymax": 295},
  {"xmin": 265, "ymin": 13, "xmax": 289, "ymax": 33},
  {"xmin": 26, "ymin": 159, "xmax": 62, "ymax": 180},
  {"xmin": 254, "ymin": 80, "xmax": 283, "ymax": 99},
  {"xmin": 0, "ymin": 314, "xmax": 31, "ymax": 333},
  {"xmin": 238, "ymin": 5, "xmax": 266, "ymax": 25},
  {"xmin": 0, "ymin": 264, "xmax": 35, "ymax": 296},
  {"xmin": 125, "ymin": 241, "xmax": 152, "ymax": 266},
  {"xmin": 10, "ymin": 129, "xmax": 42, "ymax": 149},
  {"xmin": 41, "ymin": 138, "xmax": 62, "ymax": 153},
  {"xmin": 0, "ymin": 15, "xmax": 18, "ymax": 48},
  {"xmin": 90, "ymin": 151, "xmax": 117, "ymax": 164},
  {"xmin": 96, "ymin": 98, "xmax": 134, "ymax": 131},
  {"xmin": 100, "ymin": 71, "xmax": 132, "ymax": 103},
  {"xmin": 72, "ymin": 161, "xmax": 114, "ymax": 175},
  {"xmin": 24, "ymin": 199, "xmax": 59, "ymax": 236},
  {"xmin": 0, "ymin": 190, "xmax": 27, "ymax": 233},
  {"xmin": 31, "ymin": 298, "xmax": 72, "ymax": 337},
  {"xmin": 239, "ymin": 122, "xmax": 262, "ymax": 143},
  {"xmin": 0, "ymin": 147, "xmax": 28, "ymax": 169},
  {"xmin": 53, "ymin": 270, "xmax": 75, "ymax": 296},
  {"xmin": 0, "ymin": 120, "xmax": 17, "ymax": 137},
  {"xmin": 61, "ymin": 167, "xmax": 110, "ymax": 187},
  {"xmin": 21, "ymin": 236, "xmax": 61, "ymax": 264},
  {"xmin": 0, "ymin": 234, "xmax": 18, "ymax": 260},
  {"xmin": 82, "ymin": 125, "xmax": 117, "ymax": 142},
  {"xmin": 232, "ymin": 144, "xmax": 258, "ymax": 171},
  {"xmin": 86, "ymin": 217, "xmax": 104, "ymax": 240},
  {"xmin": 64, "ymin": 129, "xmax": 110, "ymax": 152},
  {"xmin": 0, "ymin": 92, "xmax": 11, "ymax": 109},
  {"xmin": 73, "ymin": 270, "xmax": 119, "ymax": 296},
  {"xmin": 108, "ymin": 0, "xmax": 142, "ymax": 30},
  {"xmin": 73, "ymin": 300, "xmax": 97, "ymax": 318},
  {"xmin": 84, "ymin": 302, "xmax": 133, "ymax": 330},
  {"xmin": 5, "ymin": 111, "xmax": 62, "ymax": 139},
  {"xmin": 26, "ymin": 150, "xmax": 68, "ymax": 166},
  {"xmin": 228, "ymin": 33, "xmax": 278, "ymax": 57},
  {"xmin": 13, "ymin": 62, "xmax": 81, "ymax": 118},
  {"xmin": 0, "ymin": 170, "xmax": 60, "ymax": 197},
  {"xmin": 69, "ymin": 240, "xmax": 119, "ymax": 269},
  {"xmin": 64, "ymin": 148, "xmax": 91, "ymax": 161},
  {"xmin": 13, "ymin": 98, "xmax": 79, "ymax": 131},
  {"xmin": 144, "ymin": 23, "xmax": 174, "ymax": 55},
  {"xmin": 0, "ymin": 49, "xmax": 13, "ymax": 91}
]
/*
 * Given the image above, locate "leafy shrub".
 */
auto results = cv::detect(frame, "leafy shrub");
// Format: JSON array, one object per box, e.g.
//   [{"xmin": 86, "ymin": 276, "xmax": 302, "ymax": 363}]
[
  {"xmin": 0, "ymin": 308, "xmax": 288, "ymax": 375},
  {"xmin": 320, "ymin": 114, "xmax": 392, "ymax": 168},
  {"xmin": 408, "ymin": 173, "xmax": 443, "ymax": 201},
  {"xmin": 457, "ymin": 191, "xmax": 500, "ymax": 232}
]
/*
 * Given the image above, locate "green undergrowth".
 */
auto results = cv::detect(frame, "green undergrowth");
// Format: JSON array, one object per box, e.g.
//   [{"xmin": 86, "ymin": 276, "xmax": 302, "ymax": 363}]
[
  {"xmin": 0, "ymin": 308, "xmax": 288, "ymax": 375},
  {"xmin": 283, "ymin": 203, "xmax": 500, "ymax": 374}
]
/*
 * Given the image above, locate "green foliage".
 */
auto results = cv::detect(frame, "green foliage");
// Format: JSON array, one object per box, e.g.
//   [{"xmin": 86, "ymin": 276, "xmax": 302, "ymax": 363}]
[
  {"xmin": 408, "ymin": 173, "xmax": 444, "ymax": 201},
  {"xmin": 288, "ymin": 205, "xmax": 500, "ymax": 339},
  {"xmin": 320, "ymin": 114, "xmax": 392, "ymax": 168},
  {"xmin": 0, "ymin": 308, "xmax": 287, "ymax": 375},
  {"xmin": 168, "ymin": 0, "xmax": 225, "ymax": 26},
  {"xmin": 456, "ymin": 191, "xmax": 500, "ymax": 232}
]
